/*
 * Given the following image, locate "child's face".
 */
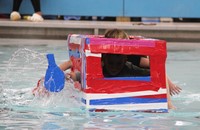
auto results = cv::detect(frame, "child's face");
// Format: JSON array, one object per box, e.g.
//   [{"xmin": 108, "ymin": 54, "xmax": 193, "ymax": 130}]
[{"xmin": 104, "ymin": 54, "xmax": 127, "ymax": 76}]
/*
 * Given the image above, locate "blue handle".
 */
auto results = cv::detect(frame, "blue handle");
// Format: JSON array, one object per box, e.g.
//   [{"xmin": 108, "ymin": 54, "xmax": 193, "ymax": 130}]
[
  {"xmin": 47, "ymin": 54, "xmax": 56, "ymax": 67},
  {"xmin": 44, "ymin": 54, "xmax": 65, "ymax": 92}
]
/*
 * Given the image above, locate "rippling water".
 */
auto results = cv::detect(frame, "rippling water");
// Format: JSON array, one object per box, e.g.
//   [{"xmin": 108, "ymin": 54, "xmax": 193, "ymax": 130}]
[{"xmin": 0, "ymin": 39, "xmax": 200, "ymax": 129}]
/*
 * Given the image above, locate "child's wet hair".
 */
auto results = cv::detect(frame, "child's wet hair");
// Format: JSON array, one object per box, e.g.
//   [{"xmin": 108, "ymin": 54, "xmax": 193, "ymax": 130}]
[{"xmin": 104, "ymin": 29, "xmax": 129, "ymax": 39}]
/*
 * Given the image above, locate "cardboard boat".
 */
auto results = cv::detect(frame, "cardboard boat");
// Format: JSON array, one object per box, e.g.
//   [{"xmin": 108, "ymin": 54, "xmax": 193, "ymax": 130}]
[{"xmin": 67, "ymin": 34, "xmax": 168, "ymax": 112}]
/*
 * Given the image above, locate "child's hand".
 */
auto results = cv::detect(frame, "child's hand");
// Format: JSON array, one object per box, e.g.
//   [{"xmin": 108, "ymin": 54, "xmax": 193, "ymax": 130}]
[
  {"xmin": 65, "ymin": 72, "xmax": 81, "ymax": 90},
  {"xmin": 69, "ymin": 71, "xmax": 77, "ymax": 81},
  {"xmin": 169, "ymin": 84, "xmax": 182, "ymax": 96}
]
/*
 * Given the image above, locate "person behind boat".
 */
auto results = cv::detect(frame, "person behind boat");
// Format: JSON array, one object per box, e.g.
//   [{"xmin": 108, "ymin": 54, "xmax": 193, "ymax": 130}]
[
  {"xmin": 33, "ymin": 29, "xmax": 181, "ymax": 107},
  {"xmin": 10, "ymin": 0, "xmax": 44, "ymax": 22},
  {"xmin": 102, "ymin": 53, "xmax": 150, "ymax": 77},
  {"xmin": 35, "ymin": 29, "xmax": 181, "ymax": 94},
  {"xmin": 104, "ymin": 29, "xmax": 182, "ymax": 96},
  {"xmin": 104, "ymin": 29, "xmax": 182, "ymax": 109}
]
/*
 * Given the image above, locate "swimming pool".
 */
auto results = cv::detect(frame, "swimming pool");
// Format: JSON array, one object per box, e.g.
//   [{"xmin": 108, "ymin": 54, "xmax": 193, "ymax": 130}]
[{"xmin": 0, "ymin": 39, "xmax": 200, "ymax": 129}]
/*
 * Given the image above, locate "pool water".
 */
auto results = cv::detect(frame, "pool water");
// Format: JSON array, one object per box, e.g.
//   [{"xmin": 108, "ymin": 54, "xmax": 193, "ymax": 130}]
[{"xmin": 0, "ymin": 39, "xmax": 200, "ymax": 130}]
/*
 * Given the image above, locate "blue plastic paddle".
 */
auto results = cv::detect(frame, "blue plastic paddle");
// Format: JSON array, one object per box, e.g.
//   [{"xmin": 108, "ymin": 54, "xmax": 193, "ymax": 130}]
[{"xmin": 44, "ymin": 54, "xmax": 65, "ymax": 92}]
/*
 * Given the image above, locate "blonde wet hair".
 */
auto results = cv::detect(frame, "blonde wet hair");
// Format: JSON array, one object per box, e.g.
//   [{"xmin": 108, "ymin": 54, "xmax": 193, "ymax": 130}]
[{"xmin": 104, "ymin": 29, "xmax": 129, "ymax": 39}]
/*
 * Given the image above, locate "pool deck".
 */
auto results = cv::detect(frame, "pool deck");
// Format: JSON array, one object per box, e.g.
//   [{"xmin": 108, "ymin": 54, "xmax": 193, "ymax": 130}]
[{"xmin": 1, "ymin": 19, "xmax": 200, "ymax": 42}]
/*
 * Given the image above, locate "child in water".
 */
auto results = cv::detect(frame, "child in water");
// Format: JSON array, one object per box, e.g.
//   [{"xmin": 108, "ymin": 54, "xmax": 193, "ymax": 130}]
[
  {"xmin": 102, "ymin": 53, "xmax": 150, "ymax": 77},
  {"xmin": 104, "ymin": 29, "xmax": 181, "ymax": 96},
  {"xmin": 33, "ymin": 29, "xmax": 181, "ymax": 109},
  {"xmin": 104, "ymin": 29, "xmax": 181, "ymax": 109}
]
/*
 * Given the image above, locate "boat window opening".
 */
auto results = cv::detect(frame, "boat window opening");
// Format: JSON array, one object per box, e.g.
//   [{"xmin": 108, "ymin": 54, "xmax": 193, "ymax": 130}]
[{"xmin": 101, "ymin": 53, "xmax": 151, "ymax": 81}]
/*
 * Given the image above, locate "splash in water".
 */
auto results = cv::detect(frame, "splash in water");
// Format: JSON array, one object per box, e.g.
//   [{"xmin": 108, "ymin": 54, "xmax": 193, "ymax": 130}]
[{"xmin": 0, "ymin": 48, "xmax": 82, "ymax": 111}]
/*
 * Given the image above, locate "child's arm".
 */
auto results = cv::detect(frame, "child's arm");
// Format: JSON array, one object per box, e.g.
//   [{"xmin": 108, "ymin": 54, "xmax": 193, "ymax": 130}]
[
  {"xmin": 59, "ymin": 60, "xmax": 73, "ymax": 71},
  {"xmin": 59, "ymin": 60, "xmax": 81, "ymax": 83},
  {"xmin": 139, "ymin": 57, "xmax": 150, "ymax": 68},
  {"xmin": 126, "ymin": 62, "xmax": 150, "ymax": 76},
  {"xmin": 131, "ymin": 64, "xmax": 150, "ymax": 76},
  {"xmin": 167, "ymin": 76, "xmax": 182, "ymax": 96}
]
